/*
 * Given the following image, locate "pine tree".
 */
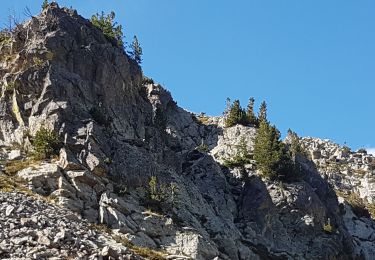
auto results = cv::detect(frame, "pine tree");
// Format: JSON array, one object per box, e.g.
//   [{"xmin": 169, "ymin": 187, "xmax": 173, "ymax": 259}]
[
  {"xmin": 42, "ymin": 0, "xmax": 49, "ymax": 9},
  {"xmin": 224, "ymin": 97, "xmax": 231, "ymax": 116},
  {"xmin": 130, "ymin": 35, "xmax": 143, "ymax": 64},
  {"xmin": 258, "ymin": 101, "xmax": 267, "ymax": 123},
  {"xmin": 91, "ymin": 11, "xmax": 124, "ymax": 46},
  {"xmin": 253, "ymin": 121, "xmax": 284, "ymax": 179},
  {"xmin": 246, "ymin": 97, "xmax": 257, "ymax": 126},
  {"xmin": 225, "ymin": 100, "xmax": 246, "ymax": 127},
  {"xmin": 287, "ymin": 129, "xmax": 305, "ymax": 158}
]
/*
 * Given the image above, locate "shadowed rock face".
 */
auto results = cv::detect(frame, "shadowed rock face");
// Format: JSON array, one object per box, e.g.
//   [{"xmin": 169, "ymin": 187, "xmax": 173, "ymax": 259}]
[{"xmin": 0, "ymin": 3, "xmax": 373, "ymax": 259}]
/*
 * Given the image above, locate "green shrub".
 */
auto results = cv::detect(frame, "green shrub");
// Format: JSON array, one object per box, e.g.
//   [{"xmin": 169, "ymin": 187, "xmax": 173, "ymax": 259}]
[
  {"xmin": 196, "ymin": 113, "xmax": 210, "ymax": 125},
  {"xmin": 154, "ymin": 107, "xmax": 167, "ymax": 130},
  {"xmin": 342, "ymin": 145, "xmax": 351, "ymax": 154},
  {"xmin": 91, "ymin": 11, "xmax": 124, "ymax": 46},
  {"xmin": 323, "ymin": 218, "xmax": 333, "ymax": 233},
  {"xmin": 223, "ymin": 137, "xmax": 252, "ymax": 168},
  {"xmin": 42, "ymin": 0, "xmax": 48, "ymax": 9},
  {"xmin": 142, "ymin": 77, "xmax": 154, "ymax": 85},
  {"xmin": 357, "ymin": 148, "xmax": 367, "ymax": 154},
  {"xmin": 33, "ymin": 127, "xmax": 62, "ymax": 159},
  {"xmin": 145, "ymin": 176, "xmax": 178, "ymax": 211},
  {"xmin": 196, "ymin": 140, "xmax": 209, "ymax": 153},
  {"xmin": 0, "ymin": 30, "xmax": 11, "ymax": 44},
  {"xmin": 89, "ymin": 107, "xmax": 111, "ymax": 127}
]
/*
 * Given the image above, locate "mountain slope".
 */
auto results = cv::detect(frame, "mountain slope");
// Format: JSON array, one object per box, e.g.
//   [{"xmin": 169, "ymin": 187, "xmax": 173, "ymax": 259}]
[{"xmin": 1, "ymin": 3, "xmax": 374, "ymax": 259}]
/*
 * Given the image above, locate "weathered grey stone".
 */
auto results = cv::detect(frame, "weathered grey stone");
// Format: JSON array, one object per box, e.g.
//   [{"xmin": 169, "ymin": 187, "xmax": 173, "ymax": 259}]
[{"xmin": 17, "ymin": 163, "xmax": 62, "ymax": 195}]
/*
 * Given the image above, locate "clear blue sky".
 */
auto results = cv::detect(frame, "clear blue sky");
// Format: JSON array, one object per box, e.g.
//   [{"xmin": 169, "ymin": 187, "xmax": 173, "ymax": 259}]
[{"xmin": 1, "ymin": 1, "xmax": 374, "ymax": 151}]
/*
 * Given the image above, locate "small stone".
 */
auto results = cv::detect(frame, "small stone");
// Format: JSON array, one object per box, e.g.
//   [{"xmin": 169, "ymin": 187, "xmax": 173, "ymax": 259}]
[
  {"xmin": 101, "ymin": 246, "xmax": 119, "ymax": 258},
  {"xmin": 5, "ymin": 205, "xmax": 15, "ymax": 216},
  {"xmin": 53, "ymin": 230, "xmax": 65, "ymax": 243},
  {"xmin": 37, "ymin": 235, "xmax": 51, "ymax": 246}
]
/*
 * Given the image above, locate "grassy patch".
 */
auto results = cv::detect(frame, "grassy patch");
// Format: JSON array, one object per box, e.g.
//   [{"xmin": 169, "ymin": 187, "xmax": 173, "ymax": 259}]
[
  {"xmin": 4, "ymin": 158, "xmax": 41, "ymax": 175},
  {"xmin": 90, "ymin": 224, "xmax": 167, "ymax": 260},
  {"xmin": 0, "ymin": 174, "xmax": 29, "ymax": 193},
  {"xmin": 337, "ymin": 191, "xmax": 374, "ymax": 219},
  {"xmin": 196, "ymin": 114, "xmax": 210, "ymax": 125}
]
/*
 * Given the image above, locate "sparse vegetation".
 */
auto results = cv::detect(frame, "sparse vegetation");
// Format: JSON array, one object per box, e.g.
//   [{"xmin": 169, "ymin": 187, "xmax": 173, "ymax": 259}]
[
  {"xmin": 224, "ymin": 98, "xmax": 267, "ymax": 127},
  {"xmin": 145, "ymin": 176, "xmax": 179, "ymax": 211},
  {"xmin": 196, "ymin": 139, "xmax": 209, "ymax": 153},
  {"xmin": 89, "ymin": 107, "xmax": 111, "ymax": 127},
  {"xmin": 223, "ymin": 137, "xmax": 252, "ymax": 168},
  {"xmin": 336, "ymin": 190, "xmax": 375, "ymax": 219},
  {"xmin": 225, "ymin": 99, "xmax": 247, "ymax": 127},
  {"xmin": 357, "ymin": 148, "xmax": 367, "ymax": 154},
  {"xmin": 0, "ymin": 174, "xmax": 28, "ymax": 192},
  {"xmin": 90, "ymin": 11, "xmax": 124, "ymax": 46},
  {"xmin": 253, "ymin": 121, "xmax": 285, "ymax": 179},
  {"xmin": 287, "ymin": 129, "xmax": 308, "ymax": 158},
  {"xmin": 154, "ymin": 107, "xmax": 167, "ymax": 130},
  {"xmin": 129, "ymin": 35, "xmax": 143, "ymax": 64},
  {"xmin": 33, "ymin": 127, "xmax": 62, "ymax": 159},
  {"xmin": 323, "ymin": 218, "xmax": 333, "ymax": 233},
  {"xmin": 0, "ymin": 30, "xmax": 11, "ymax": 44},
  {"xmin": 90, "ymin": 224, "xmax": 167, "ymax": 260},
  {"xmin": 342, "ymin": 145, "xmax": 351, "ymax": 154},
  {"xmin": 4, "ymin": 158, "xmax": 40, "ymax": 175},
  {"xmin": 42, "ymin": 0, "xmax": 49, "ymax": 10},
  {"xmin": 257, "ymin": 101, "xmax": 267, "ymax": 123},
  {"xmin": 196, "ymin": 112, "xmax": 210, "ymax": 125},
  {"xmin": 246, "ymin": 97, "xmax": 258, "ymax": 126},
  {"xmin": 142, "ymin": 76, "xmax": 154, "ymax": 85},
  {"xmin": 33, "ymin": 56, "xmax": 45, "ymax": 67}
]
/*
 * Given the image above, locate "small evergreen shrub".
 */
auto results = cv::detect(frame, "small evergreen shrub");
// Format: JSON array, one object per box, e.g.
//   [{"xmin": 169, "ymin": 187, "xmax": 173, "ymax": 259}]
[
  {"xmin": 33, "ymin": 127, "xmax": 62, "ymax": 159},
  {"xmin": 223, "ymin": 137, "xmax": 252, "ymax": 168},
  {"xmin": 196, "ymin": 113, "xmax": 210, "ymax": 125},
  {"xmin": 342, "ymin": 145, "xmax": 351, "ymax": 154},
  {"xmin": 42, "ymin": 0, "xmax": 49, "ymax": 9},
  {"xmin": 89, "ymin": 107, "xmax": 110, "ymax": 127},
  {"xmin": 197, "ymin": 142, "xmax": 209, "ymax": 153},
  {"xmin": 142, "ymin": 77, "xmax": 154, "ymax": 85},
  {"xmin": 0, "ymin": 30, "xmax": 11, "ymax": 44},
  {"xmin": 323, "ymin": 218, "xmax": 333, "ymax": 233},
  {"xmin": 357, "ymin": 148, "xmax": 367, "ymax": 154},
  {"xmin": 145, "ymin": 176, "xmax": 178, "ymax": 212}
]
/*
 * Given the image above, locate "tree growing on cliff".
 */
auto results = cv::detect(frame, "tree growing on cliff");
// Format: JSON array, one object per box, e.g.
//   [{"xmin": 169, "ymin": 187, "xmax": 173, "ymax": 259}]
[
  {"xmin": 42, "ymin": 0, "xmax": 49, "ymax": 9},
  {"xmin": 225, "ymin": 100, "xmax": 247, "ymax": 127},
  {"xmin": 253, "ymin": 121, "xmax": 285, "ymax": 179},
  {"xmin": 130, "ymin": 35, "xmax": 143, "ymax": 64},
  {"xmin": 91, "ymin": 11, "xmax": 124, "ymax": 46},
  {"xmin": 246, "ymin": 97, "xmax": 258, "ymax": 126},
  {"xmin": 34, "ymin": 127, "xmax": 62, "ymax": 159},
  {"xmin": 258, "ymin": 101, "xmax": 267, "ymax": 123}
]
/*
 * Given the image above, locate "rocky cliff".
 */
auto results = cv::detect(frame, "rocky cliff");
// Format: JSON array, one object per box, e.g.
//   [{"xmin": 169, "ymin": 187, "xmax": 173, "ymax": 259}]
[{"xmin": 1, "ymin": 3, "xmax": 374, "ymax": 259}]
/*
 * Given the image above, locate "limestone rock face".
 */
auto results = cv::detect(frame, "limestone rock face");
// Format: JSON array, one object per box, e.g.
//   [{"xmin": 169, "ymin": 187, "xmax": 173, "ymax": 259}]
[
  {"xmin": 0, "ymin": 3, "xmax": 374, "ymax": 260},
  {"xmin": 300, "ymin": 137, "xmax": 375, "ymax": 203}
]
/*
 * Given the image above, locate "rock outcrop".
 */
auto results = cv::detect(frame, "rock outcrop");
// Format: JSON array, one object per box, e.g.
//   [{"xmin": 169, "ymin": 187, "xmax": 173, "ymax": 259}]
[{"xmin": 0, "ymin": 3, "xmax": 374, "ymax": 259}]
